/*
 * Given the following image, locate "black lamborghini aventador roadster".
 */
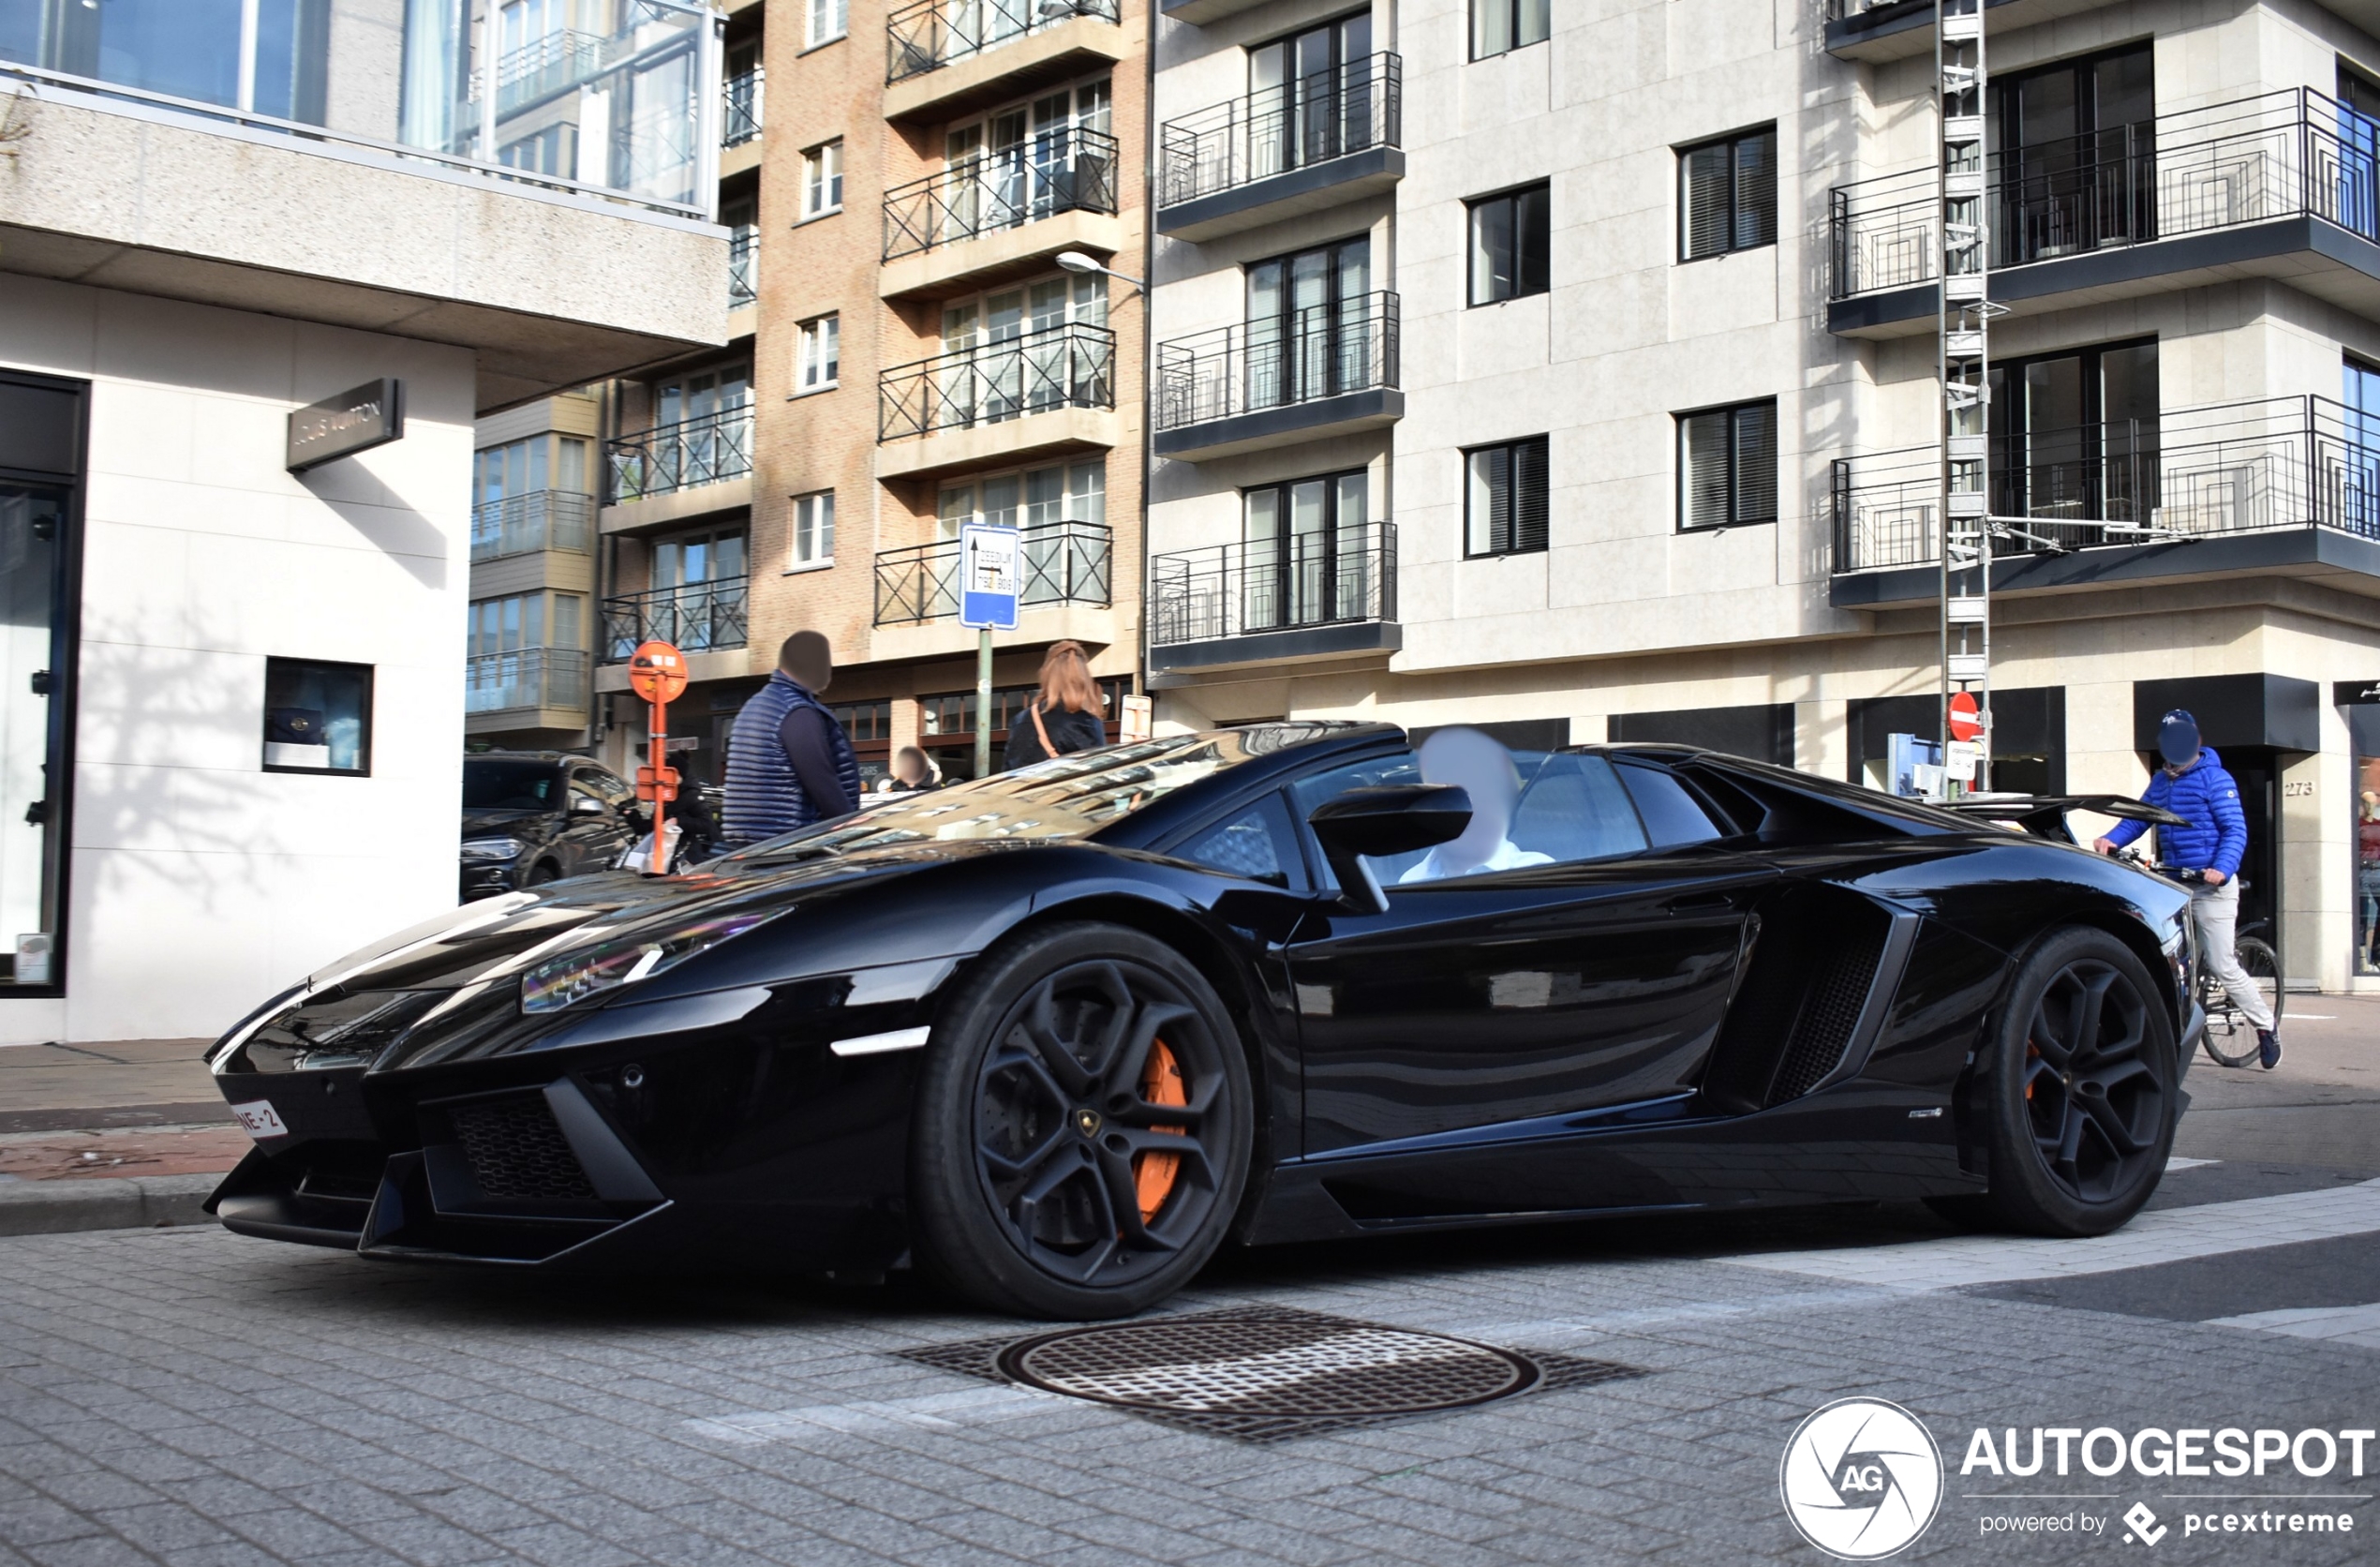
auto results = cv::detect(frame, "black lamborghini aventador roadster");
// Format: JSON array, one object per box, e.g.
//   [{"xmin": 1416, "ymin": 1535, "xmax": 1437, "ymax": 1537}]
[{"xmin": 205, "ymin": 723, "xmax": 2201, "ymax": 1318}]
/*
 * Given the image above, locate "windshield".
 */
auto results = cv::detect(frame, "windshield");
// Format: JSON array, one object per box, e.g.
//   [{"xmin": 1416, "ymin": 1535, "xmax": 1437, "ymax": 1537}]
[
  {"xmin": 726, "ymin": 730, "xmax": 1314, "ymax": 862},
  {"xmin": 464, "ymin": 760, "xmax": 565, "ymax": 812}
]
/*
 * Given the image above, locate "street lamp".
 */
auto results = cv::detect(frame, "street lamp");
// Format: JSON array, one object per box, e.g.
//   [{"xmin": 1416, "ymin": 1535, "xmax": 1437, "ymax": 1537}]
[{"xmin": 1055, "ymin": 250, "xmax": 1146, "ymax": 294}]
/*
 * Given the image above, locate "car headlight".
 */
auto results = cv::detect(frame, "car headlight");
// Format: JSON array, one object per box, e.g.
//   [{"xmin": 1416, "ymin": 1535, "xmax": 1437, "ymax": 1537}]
[
  {"xmin": 461, "ymin": 837, "xmax": 528, "ymax": 861},
  {"xmin": 518, "ymin": 907, "xmax": 784, "ymax": 1014}
]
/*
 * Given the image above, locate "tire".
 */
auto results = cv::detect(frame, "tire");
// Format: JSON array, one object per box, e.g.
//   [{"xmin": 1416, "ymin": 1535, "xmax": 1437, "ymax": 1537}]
[
  {"xmin": 1953, "ymin": 925, "xmax": 2179, "ymax": 1237},
  {"xmin": 2199, "ymin": 936, "xmax": 2281, "ymax": 1068},
  {"xmin": 526, "ymin": 861, "xmax": 562, "ymax": 887},
  {"xmin": 2237, "ymin": 934, "xmax": 2283, "ymax": 1032},
  {"xmin": 910, "ymin": 921, "xmax": 1254, "ymax": 1319}
]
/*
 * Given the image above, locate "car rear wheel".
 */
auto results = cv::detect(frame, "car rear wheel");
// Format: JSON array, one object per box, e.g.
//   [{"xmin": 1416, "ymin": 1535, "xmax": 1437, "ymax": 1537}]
[
  {"xmin": 1933, "ymin": 926, "xmax": 2178, "ymax": 1236},
  {"xmin": 526, "ymin": 861, "xmax": 561, "ymax": 887},
  {"xmin": 910, "ymin": 921, "xmax": 1252, "ymax": 1319}
]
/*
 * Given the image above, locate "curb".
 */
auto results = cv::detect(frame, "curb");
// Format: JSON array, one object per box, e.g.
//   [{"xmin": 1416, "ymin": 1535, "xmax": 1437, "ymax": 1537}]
[{"xmin": 0, "ymin": 1172, "xmax": 224, "ymax": 1237}]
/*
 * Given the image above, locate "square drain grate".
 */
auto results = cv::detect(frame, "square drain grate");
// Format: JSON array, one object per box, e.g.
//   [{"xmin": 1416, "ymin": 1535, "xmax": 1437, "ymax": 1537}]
[{"xmin": 893, "ymin": 1306, "xmax": 1644, "ymax": 1443}]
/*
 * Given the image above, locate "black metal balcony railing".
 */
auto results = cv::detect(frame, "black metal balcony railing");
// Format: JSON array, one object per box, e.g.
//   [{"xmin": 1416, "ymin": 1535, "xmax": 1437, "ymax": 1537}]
[
  {"xmin": 728, "ymin": 231, "xmax": 757, "ymax": 307},
  {"xmin": 466, "ymin": 648, "xmax": 590, "ymax": 715},
  {"xmin": 885, "ymin": 0, "xmax": 1119, "ymax": 86},
  {"xmin": 873, "ymin": 519, "xmax": 1112, "ymax": 626},
  {"xmin": 1154, "ymin": 292, "xmax": 1399, "ymax": 433},
  {"xmin": 1831, "ymin": 395, "xmax": 2380, "ymax": 573},
  {"xmin": 1822, "ymin": 0, "xmax": 1926, "ymax": 21},
  {"xmin": 1149, "ymin": 524, "xmax": 1396, "ymax": 647},
  {"xmin": 602, "ymin": 578, "xmax": 751, "ymax": 662},
  {"xmin": 605, "ymin": 407, "xmax": 753, "ymax": 502},
  {"xmin": 883, "ymin": 127, "xmax": 1119, "ymax": 261},
  {"xmin": 1829, "ymin": 89, "xmax": 2380, "ymax": 300},
  {"xmin": 878, "ymin": 321, "xmax": 1116, "ymax": 441},
  {"xmin": 1159, "ymin": 53, "xmax": 1402, "ymax": 209},
  {"xmin": 469, "ymin": 490, "xmax": 594, "ymax": 563},
  {"xmin": 722, "ymin": 67, "xmax": 763, "ymax": 147}
]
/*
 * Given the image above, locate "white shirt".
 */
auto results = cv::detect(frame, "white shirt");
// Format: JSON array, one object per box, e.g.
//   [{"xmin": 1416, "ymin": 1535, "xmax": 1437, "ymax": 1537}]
[{"xmin": 1398, "ymin": 838, "xmax": 1554, "ymax": 884}]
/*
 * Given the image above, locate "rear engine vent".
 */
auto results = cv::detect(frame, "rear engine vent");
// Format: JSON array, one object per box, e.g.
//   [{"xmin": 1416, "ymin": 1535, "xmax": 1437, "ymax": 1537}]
[
  {"xmin": 1700, "ymin": 889, "xmax": 1892, "ymax": 1113},
  {"xmin": 1765, "ymin": 927, "xmax": 1885, "ymax": 1106},
  {"xmin": 449, "ymin": 1093, "xmax": 596, "ymax": 1201}
]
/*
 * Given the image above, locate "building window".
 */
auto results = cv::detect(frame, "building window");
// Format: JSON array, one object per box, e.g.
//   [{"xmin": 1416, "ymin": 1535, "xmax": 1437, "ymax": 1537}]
[
  {"xmin": 1472, "ymin": 0, "xmax": 1550, "ymax": 60},
  {"xmin": 936, "ymin": 459, "xmax": 1104, "ymax": 537},
  {"xmin": 1464, "ymin": 436, "xmax": 1550, "ymax": 557},
  {"xmin": 469, "ymin": 591, "xmax": 583, "ymax": 656},
  {"xmin": 262, "ymin": 657, "xmax": 372, "ymax": 775},
  {"xmin": 1678, "ymin": 399, "xmax": 1778, "ymax": 530},
  {"xmin": 804, "ymin": 140, "xmax": 843, "ymax": 217},
  {"xmin": 1243, "ymin": 470, "xmax": 1378, "ymax": 629},
  {"xmin": 792, "ymin": 490, "xmax": 835, "ymax": 567},
  {"xmin": 1679, "ymin": 126, "xmax": 1777, "ymax": 261},
  {"xmin": 797, "ymin": 314, "xmax": 840, "ymax": 393},
  {"xmin": 1468, "ymin": 183, "xmax": 1550, "ymax": 306},
  {"xmin": 808, "ymin": 0, "xmax": 848, "ymax": 48}
]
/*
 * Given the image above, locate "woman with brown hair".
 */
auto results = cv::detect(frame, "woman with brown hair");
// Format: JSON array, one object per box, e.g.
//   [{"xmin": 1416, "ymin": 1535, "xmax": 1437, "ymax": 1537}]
[{"xmin": 1003, "ymin": 639, "xmax": 1108, "ymax": 769}]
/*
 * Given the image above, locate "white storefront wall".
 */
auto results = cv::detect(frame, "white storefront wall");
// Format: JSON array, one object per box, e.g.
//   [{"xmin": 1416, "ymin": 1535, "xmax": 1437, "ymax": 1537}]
[{"xmin": 0, "ymin": 276, "xmax": 470, "ymax": 1046}]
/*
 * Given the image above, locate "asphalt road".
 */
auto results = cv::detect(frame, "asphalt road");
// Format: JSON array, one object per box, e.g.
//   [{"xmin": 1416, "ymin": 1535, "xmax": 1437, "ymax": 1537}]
[{"xmin": 1, "ymin": 1001, "xmax": 2374, "ymax": 1567}]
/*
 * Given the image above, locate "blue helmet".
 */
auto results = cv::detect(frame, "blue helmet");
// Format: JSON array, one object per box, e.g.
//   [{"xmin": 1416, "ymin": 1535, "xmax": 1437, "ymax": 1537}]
[{"xmin": 2157, "ymin": 709, "xmax": 2201, "ymax": 768}]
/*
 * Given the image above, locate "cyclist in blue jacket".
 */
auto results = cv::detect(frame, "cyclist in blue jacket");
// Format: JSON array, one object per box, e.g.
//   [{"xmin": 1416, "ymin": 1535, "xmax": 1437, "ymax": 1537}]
[{"xmin": 2093, "ymin": 709, "xmax": 2280, "ymax": 1067}]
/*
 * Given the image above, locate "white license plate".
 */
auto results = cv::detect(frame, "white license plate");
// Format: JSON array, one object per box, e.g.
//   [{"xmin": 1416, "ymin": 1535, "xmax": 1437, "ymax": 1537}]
[{"xmin": 230, "ymin": 1099, "xmax": 289, "ymax": 1139}]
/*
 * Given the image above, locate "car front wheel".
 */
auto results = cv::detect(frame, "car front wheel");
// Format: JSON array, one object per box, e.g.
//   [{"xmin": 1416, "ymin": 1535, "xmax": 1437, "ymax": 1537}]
[
  {"xmin": 1940, "ymin": 925, "xmax": 2179, "ymax": 1236},
  {"xmin": 910, "ymin": 921, "xmax": 1253, "ymax": 1319}
]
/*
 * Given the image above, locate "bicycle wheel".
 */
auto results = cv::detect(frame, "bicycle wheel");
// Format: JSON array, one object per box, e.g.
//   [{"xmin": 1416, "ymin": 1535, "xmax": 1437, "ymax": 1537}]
[{"xmin": 2198, "ymin": 946, "xmax": 2270, "ymax": 1069}]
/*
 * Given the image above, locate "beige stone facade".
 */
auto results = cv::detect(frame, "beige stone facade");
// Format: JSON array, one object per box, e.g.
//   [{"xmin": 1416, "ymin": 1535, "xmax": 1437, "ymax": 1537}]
[{"xmin": 592, "ymin": 0, "xmax": 1150, "ymax": 790}]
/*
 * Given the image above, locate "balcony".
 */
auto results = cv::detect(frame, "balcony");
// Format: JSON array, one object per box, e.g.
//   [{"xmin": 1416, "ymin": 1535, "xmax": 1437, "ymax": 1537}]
[
  {"xmin": 470, "ymin": 492, "xmax": 595, "ymax": 564},
  {"xmin": 1148, "ymin": 525, "xmax": 1399, "ymax": 675},
  {"xmin": 723, "ymin": 67, "xmax": 764, "ymax": 148},
  {"xmin": 881, "ymin": 127, "xmax": 1121, "ymax": 298},
  {"xmin": 1827, "ymin": 91, "xmax": 2380, "ymax": 337},
  {"xmin": 728, "ymin": 232, "xmax": 758, "ymax": 310},
  {"xmin": 875, "ymin": 519, "xmax": 1112, "ymax": 626},
  {"xmin": 1822, "ymin": 0, "xmax": 2132, "ymax": 65},
  {"xmin": 466, "ymin": 649, "xmax": 590, "ymax": 724},
  {"xmin": 876, "ymin": 321, "xmax": 1119, "ymax": 478},
  {"xmin": 1829, "ymin": 395, "xmax": 2380, "ymax": 607},
  {"xmin": 1157, "ymin": 54, "xmax": 1403, "ymax": 244},
  {"xmin": 883, "ymin": 0, "xmax": 1124, "ymax": 123},
  {"xmin": 1154, "ymin": 292, "xmax": 1401, "ymax": 461},
  {"xmin": 602, "ymin": 578, "xmax": 751, "ymax": 662},
  {"xmin": 604, "ymin": 408, "xmax": 755, "ymax": 530}
]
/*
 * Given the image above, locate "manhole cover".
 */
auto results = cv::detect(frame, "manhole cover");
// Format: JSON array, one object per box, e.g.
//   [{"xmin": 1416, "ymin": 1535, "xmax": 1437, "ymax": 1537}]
[{"xmin": 898, "ymin": 1307, "xmax": 1643, "ymax": 1442}]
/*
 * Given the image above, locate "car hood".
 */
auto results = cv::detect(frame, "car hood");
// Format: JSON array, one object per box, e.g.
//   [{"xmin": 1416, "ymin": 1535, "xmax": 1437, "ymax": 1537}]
[
  {"xmin": 461, "ymin": 808, "xmax": 549, "ymax": 840},
  {"xmin": 298, "ymin": 839, "xmax": 992, "ymax": 998}
]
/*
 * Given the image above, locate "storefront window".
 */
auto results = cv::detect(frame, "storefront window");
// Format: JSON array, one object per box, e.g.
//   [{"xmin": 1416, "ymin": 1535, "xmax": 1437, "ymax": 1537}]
[
  {"xmin": 0, "ymin": 483, "xmax": 70, "ymax": 989},
  {"xmin": 2355, "ymin": 709, "xmax": 2380, "ymax": 976},
  {"xmin": 262, "ymin": 657, "xmax": 372, "ymax": 774}
]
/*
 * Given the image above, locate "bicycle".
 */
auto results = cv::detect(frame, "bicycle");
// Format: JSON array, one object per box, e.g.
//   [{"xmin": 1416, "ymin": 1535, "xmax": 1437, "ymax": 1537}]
[{"xmin": 2119, "ymin": 851, "xmax": 2283, "ymax": 1067}]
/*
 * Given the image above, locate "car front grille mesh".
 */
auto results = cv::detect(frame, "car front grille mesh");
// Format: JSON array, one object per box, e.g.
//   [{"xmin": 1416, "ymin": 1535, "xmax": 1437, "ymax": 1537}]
[{"xmin": 449, "ymin": 1093, "xmax": 597, "ymax": 1201}]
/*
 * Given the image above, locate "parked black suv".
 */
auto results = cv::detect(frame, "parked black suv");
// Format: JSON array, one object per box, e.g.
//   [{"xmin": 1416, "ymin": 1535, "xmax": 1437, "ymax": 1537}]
[{"xmin": 460, "ymin": 753, "xmax": 641, "ymax": 901}]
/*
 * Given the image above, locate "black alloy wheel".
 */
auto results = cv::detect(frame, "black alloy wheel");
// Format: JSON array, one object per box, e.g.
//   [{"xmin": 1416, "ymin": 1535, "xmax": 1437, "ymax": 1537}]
[
  {"xmin": 911, "ymin": 922, "xmax": 1253, "ymax": 1319},
  {"xmin": 1933, "ymin": 926, "xmax": 2178, "ymax": 1237}
]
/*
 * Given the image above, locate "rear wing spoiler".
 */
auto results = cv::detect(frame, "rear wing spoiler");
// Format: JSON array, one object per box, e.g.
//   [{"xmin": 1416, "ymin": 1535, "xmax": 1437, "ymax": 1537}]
[{"xmin": 1940, "ymin": 794, "xmax": 2191, "ymax": 841}]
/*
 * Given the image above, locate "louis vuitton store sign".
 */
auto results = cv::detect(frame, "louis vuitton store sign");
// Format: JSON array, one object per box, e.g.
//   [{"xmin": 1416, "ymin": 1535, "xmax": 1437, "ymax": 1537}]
[{"xmin": 287, "ymin": 379, "xmax": 404, "ymax": 473}]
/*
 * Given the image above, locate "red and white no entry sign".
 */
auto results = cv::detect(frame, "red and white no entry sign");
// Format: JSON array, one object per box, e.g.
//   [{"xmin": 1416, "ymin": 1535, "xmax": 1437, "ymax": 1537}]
[{"xmin": 1947, "ymin": 691, "xmax": 1983, "ymax": 742}]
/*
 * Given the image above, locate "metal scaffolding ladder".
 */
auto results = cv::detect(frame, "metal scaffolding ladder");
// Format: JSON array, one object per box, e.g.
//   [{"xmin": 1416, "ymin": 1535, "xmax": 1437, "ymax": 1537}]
[{"xmin": 1937, "ymin": 0, "xmax": 1991, "ymax": 795}]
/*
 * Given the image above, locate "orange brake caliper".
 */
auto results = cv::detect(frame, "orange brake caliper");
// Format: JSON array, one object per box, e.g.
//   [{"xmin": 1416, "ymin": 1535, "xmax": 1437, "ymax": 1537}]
[{"xmin": 1133, "ymin": 1039, "xmax": 1189, "ymax": 1224}]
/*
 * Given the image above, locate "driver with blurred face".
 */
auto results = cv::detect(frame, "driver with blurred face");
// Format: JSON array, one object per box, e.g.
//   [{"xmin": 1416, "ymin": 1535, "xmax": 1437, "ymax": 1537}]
[{"xmin": 1399, "ymin": 727, "xmax": 1553, "ymax": 883}]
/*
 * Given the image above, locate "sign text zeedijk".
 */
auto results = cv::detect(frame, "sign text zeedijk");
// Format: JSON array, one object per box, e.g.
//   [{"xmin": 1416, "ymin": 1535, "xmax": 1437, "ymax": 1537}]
[{"xmin": 287, "ymin": 379, "xmax": 404, "ymax": 472}]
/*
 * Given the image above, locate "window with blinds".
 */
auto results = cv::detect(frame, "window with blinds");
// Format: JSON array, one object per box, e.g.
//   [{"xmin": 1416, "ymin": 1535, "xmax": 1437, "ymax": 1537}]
[
  {"xmin": 1677, "ymin": 400, "xmax": 1778, "ymax": 530},
  {"xmin": 1468, "ymin": 183, "xmax": 1551, "ymax": 306},
  {"xmin": 1679, "ymin": 127, "xmax": 1778, "ymax": 261},
  {"xmin": 1464, "ymin": 436, "xmax": 1550, "ymax": 557}
]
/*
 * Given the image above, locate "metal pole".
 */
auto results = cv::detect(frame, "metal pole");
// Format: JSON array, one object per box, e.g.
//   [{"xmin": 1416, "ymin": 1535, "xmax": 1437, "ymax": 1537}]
[{"xmin": 975, "ymin": 626, "xmax": 993, "ymax": 779}]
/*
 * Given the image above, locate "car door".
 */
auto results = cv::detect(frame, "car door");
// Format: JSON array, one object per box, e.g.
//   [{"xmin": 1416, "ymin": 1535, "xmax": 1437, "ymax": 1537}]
[{"xmin": 1284, "ymin": 747, "xmax": 1776, "ymax": 1170}]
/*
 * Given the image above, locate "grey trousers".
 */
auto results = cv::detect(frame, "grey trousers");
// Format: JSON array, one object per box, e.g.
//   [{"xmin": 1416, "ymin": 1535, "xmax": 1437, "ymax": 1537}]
[{"xmin": 2193, "ymin": 878, "xmax": 2276, "ymax": 1031}]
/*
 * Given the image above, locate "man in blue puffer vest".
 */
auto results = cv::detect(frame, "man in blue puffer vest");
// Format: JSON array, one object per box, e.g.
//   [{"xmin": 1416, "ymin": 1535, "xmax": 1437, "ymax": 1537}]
[
  {"xmin": 2094, "ymin": 709, "xmax": 2280, "ymax": 1068},
  {"xmin": 721, "ymin": 631, "xmax": 861, "ymax": 850}
]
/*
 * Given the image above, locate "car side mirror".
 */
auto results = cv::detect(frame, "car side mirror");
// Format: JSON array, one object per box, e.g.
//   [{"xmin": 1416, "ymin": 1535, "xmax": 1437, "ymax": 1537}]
[
  {"xmin": 571, "ymin": 796, "xmax": 607, "ymax": 816},
  {"xmin": 1306, "ymin": 784, "xmax": 1472, "ymax": 915}
]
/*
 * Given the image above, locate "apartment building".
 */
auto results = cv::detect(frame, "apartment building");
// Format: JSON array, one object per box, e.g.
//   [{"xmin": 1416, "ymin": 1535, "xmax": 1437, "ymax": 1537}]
[
  {"xmin": 590, "ymin": 0, "xmax": 1147, "ymax": 791},
  {"xmin": 1141, "ymin": 0, "xmax": 2380, "ymax": 990},
  {"xmin": 0, "ymin": 2, "xmax": 724, "ymax": 1042}
]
